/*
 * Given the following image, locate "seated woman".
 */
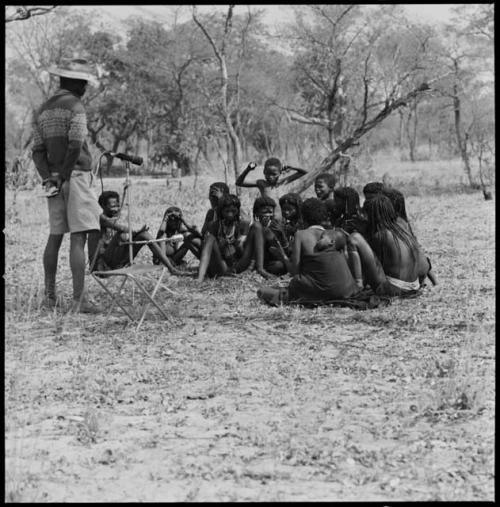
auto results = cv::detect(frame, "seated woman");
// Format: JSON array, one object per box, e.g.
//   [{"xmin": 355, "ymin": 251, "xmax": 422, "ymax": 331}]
[
  {"xmin": 236, "ymin": 196, "xmax": 289, "ymax": 279},
  {"xmin": 257, "ymin": 198, "xmax": 360, "ymax": 306},
  {"xmin": 329, "ymin": 186, "xmax": 369, "ymax": 237},
  {"xmin": 346, "ymin": 194, "xmax": 422, "ymax": 295},
  {"xmin": 197, "ymin": 194, "xmax": 251, "ymax": 282},
  {"xmin": 279, "ymin": 193, "xmax": 304, "ymax": 254},
  {"xmin": 152, "ymin": 206, "xmax": 196, "ymax": 266},
  {"xmin": 381, "ymin": 187, "xmax": 437, "ymax": 286},
  {"xmin": 182, "ymin": 182, "xmax": 230, "ymax": 260}
]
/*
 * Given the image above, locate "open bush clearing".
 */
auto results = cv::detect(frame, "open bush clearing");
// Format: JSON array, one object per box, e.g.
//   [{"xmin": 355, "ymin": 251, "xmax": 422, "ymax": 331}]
[{"xmin": 4, "ymin": 158, "xmax": 495, "ymax": 502}]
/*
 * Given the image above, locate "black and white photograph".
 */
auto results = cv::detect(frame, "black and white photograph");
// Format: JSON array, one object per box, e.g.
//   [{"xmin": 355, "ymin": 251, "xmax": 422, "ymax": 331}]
[{"xmin": 4, "ymin": 3, "xmax": 494, "ymax": 502}]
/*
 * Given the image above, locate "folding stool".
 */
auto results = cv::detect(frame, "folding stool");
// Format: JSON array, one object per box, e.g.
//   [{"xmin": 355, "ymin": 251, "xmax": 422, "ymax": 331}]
[{"xmin": 90, "ymin": 158, "xmax": 184, "ymax": 331}]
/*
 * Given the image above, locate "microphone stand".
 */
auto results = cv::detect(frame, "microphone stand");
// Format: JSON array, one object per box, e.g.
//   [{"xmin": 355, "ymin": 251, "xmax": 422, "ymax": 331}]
[{"xmin": 125, "ymin": 161, "xmax": 134, "ymax": 266}]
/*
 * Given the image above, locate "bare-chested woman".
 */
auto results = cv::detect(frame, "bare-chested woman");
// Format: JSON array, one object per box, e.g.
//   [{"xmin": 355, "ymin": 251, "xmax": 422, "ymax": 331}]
[
  {"xmin": 347, "ymin": 194, "xmax": 422, "ymax": 296},
  {"xmin": 381, "ymin": 187, "xmax": 437, "ymax": 286}
]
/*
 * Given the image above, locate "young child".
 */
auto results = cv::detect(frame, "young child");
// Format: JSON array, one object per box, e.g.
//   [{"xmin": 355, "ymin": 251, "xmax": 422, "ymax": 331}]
[
  {"xmin": 279, "ymin": 193, "xmax": 304, "ymax": 254},
  {"xmin": 314, "ymin": 173, "xmax": 336, "ymax": 201},
  {"xmin": 153, "ymin": 206, "xmax": 197, "ymax": 266},
  {"xmin": 237, "ymin": 197, "xmax": 289, "ymax": 279},
  {"xmin": 93, "ymin": 191, "xmax": 189, "ymax": 276},
  {"xmin": 197, "ymin": 194, "xmax": 251, "ymax": 282},
  {"xmin": 236, "ymin": 158, "xmax": 307, "ymax": 221}
]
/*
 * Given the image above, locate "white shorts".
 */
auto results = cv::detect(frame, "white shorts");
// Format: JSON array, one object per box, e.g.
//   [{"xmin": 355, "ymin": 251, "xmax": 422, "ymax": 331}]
[{"xmin": 47, "ymin": 170, "xmax": 101, "ymax": 234}]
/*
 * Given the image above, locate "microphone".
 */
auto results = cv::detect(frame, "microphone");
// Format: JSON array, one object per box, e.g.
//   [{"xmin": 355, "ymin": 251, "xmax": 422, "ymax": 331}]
[{"xmin": 107, "ymin": 152, "xmax": 143, "ymax": 166}]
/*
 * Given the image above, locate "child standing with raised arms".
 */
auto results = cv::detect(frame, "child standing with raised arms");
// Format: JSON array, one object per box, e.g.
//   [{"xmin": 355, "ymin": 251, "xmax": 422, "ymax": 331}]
[{"xmin": 236, "ymin": 158, "xmax": 307, "ymax": 221}]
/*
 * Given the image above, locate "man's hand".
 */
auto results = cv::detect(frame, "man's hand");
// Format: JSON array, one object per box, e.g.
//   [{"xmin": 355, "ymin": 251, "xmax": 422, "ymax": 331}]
[
  {"xmin": 47, "ymin": 172, "xmax": 63, "ymax": 188},
  {"xmin": 247, "ymin": 162, "xmax": 257, "ymax": 171}
]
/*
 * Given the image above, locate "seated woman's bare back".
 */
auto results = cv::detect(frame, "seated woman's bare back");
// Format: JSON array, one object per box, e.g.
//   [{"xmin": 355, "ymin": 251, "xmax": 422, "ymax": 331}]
[{"xmin": 372, "ymin": 229, "xmax": 419, "ymax": 283}]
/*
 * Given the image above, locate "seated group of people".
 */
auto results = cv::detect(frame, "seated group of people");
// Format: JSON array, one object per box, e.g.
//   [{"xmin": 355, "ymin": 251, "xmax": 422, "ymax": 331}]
[{"xmin": 91, "ymin": 157, "xmax": 436, "ymax": 307}]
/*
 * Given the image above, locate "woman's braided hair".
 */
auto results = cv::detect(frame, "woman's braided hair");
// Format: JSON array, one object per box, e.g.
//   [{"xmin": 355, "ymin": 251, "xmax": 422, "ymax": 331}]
[
  {"xmin": 333, "ymin": 186, "xmax": 360, "ymax": 219},
  {"xmin": 381, "ymin": 187, "xmax": 414, "ymax": 235},
  {"xmin": 364, "ymin": 195, "xmax": 417, "ymax": 264}
]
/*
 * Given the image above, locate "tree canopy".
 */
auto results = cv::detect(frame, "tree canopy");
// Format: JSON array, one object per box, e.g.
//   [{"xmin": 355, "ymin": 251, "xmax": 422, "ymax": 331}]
[{"xmin": 5, "ymin": 4, "xmax": 494, "ymax": 189}]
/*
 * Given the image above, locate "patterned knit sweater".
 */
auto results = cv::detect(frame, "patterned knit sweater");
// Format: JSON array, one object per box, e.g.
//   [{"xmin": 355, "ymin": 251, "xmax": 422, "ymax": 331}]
[{"xmin": 31, "ymin": 88, "xmax": 92, "ymax": 181}]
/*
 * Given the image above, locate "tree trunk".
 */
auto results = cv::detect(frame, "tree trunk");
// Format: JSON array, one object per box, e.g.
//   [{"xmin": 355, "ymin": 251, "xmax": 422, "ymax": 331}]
[
  {"xmin": 327, "ymin": 125, "xmax": 335, "ymax": 152},
  {"xmin": 225, "ymin": 135, "xmax": 232, "ymax": 186},
  {"xmin": 398, "ymin": 109, "xmax": 405, "ymax": 153},
  {"xmin": 405, "ymin": 100, "xmax": 418, "ymax": 162},
  {"xmin": 478, "ymin": 162, "xmax": 492, "ymax": 200},
  {"xmin": 411, "ymin": 102, "xmax": 418, "ymax": 161},
  {"xmin": 219, "ymin": 56, "xmax": 242, "ymax": 192},
  {"xmin": 476, "ymin": 148, "xmax": 493, "ymax": 200},
  {"xmin": 452, "ymin": 77, "xmax": 474, "ymax": 187}
]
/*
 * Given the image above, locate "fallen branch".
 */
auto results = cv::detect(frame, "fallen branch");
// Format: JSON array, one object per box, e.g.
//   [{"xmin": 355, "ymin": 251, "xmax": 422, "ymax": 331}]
[{"xmin": 287, "ymin": 82, "xmax": 431, "ymax": 194}]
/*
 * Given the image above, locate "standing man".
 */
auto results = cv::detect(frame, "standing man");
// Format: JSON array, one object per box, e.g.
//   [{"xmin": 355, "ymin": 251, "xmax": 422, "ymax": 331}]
[{"xmin": 32, "ymin": 58, "xmax": 101, "ymax": 313}]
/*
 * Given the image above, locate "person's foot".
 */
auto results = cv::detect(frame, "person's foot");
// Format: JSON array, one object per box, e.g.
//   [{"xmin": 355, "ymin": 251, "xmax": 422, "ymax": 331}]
[
  {"xmin": 257, "ymin": 270, "xmax": 274, "ymax": 280},
  {"xmin": 257, "ymin": 287, "xmax": 284, "ymax": 306},
  {"xmin": 70, "ymin": 298, "xmax": 100, "ymax": 314},
  {"xmin": 427, "ymin": 270, "xmax": 438, "ymax": 286},
  {"xmin": 42, "ymin": 295, "xmax": 59, "ymax": 310}
]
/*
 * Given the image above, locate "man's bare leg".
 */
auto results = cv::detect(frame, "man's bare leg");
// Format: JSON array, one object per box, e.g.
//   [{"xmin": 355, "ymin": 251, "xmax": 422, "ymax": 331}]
[
  {"xmin": 70, "ymin": 231, "xmax": 99, "ymax": 313},
  {"xmin": 87, "ymin": 230, "xmax": 101, "ymax": 267},
  {"xmin": 43, "ymin": 233, "xmax": 64, "ymax": 305}
]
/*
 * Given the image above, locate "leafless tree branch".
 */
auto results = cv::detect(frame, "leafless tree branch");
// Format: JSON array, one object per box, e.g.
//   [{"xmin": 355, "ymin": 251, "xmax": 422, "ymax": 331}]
[
  {"xmin": 288, "ymin": 82, "xmax": 432, "ymax": 194},
  {"xmin": 5, "ymin": 5, "xmax": 57, "ymax": 23}
]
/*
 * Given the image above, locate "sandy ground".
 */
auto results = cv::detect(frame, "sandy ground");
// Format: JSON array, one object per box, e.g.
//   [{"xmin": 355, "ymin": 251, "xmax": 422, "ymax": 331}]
[{"xmin": 4, "ymin": 191, "xmax": 495, "ymax": 502}]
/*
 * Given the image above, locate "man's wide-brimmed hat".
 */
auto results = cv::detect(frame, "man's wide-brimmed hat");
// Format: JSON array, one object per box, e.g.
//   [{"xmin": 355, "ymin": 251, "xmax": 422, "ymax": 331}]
[{"xmin": 48, "ymin": 58, "xmax": 98, "ymax": 86}]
